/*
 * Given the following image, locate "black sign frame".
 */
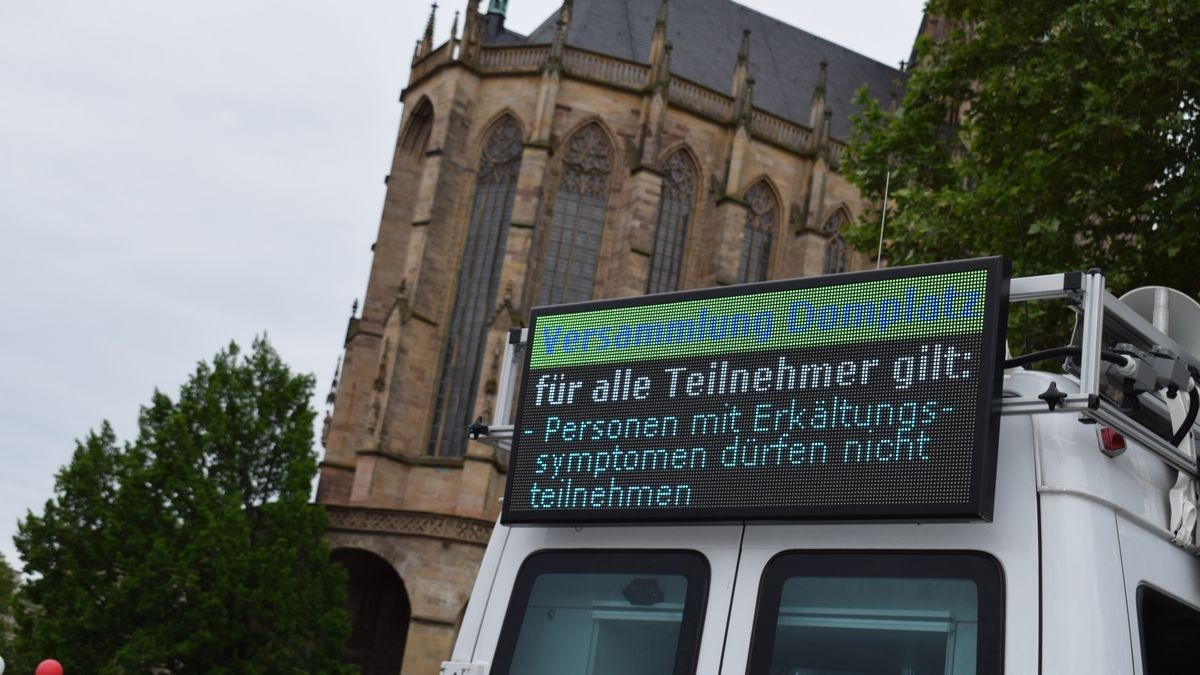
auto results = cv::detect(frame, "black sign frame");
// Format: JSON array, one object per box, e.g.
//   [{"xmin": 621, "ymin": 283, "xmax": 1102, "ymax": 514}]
[{"xmin": 501, "ymin": 258, "xmax": 1011, "ymax": 525}]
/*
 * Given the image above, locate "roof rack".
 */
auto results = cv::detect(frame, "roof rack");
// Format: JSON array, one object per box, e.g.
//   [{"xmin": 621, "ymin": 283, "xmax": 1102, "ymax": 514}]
[
  {"xmin": 1003, "ymin": 270, "xmax": 1199, "ymax": 479},
  {"xmin": 466, "ymin": 328, "xmax": 524, "ymax": 451}
]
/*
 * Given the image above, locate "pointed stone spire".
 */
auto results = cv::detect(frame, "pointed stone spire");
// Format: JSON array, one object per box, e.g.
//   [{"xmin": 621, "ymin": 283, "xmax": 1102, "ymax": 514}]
[
  {"xmin": 656, "ymin": 42, "xmax": 673, "ymax": 91},
  {"xmin": 731, "ymin": 31, "xmax": 752, "ymax": 102},
  {"xmin": 737, "ymin": 28, "xmax": 751, "ymax": 63},
  {"xmin": 731, "ymin": 29, "xmax": 753, "ymax": 125},
  {"xmin": 326, "ymin": 356, "xmax": 342, "ymax": 405},
  {"xmin": 652, "ymin": 0, "xmax": 672, "ymax": 45},
  {"xmin": 636, "ymin": 23, "xmax": 671, "ymax": 169},
  {"xmin": 547, "ymin": 18, "xmax": 567, "ymax": 67},
  {"xmin": 547, "ymin": 2, "xmax": 573, "ymax": 71},
  {"xmin": 460, "ymin": 0, "xmax": 483, "ymax": 64},
  {"xmin": 809, "ymin": 60, "xmax": 827, "ymax": 132},
  {"xmin": 532, "ymin": 1, "xmax": 569, "ymax": 141},
  {"xmin": 735, "ymin": 77, "xmax": 755, "ymax": 126},
  {"xmin": 647, "ymin": 0, "xmax": 670, "ymax": 89},
  {"xmin": 418, "ymin": 2, "xmax": 438, "ymax": 59},
  {"xmin": 450, "ymin": 10, "xmax": 460, "ymax": 44},
  {"xmin": 346, "ymin": 297, "xmax": 361, "ymax": 337},
  {"xmin": 814, "ymin": 60, "xmax": 828, "ymax": 98}
]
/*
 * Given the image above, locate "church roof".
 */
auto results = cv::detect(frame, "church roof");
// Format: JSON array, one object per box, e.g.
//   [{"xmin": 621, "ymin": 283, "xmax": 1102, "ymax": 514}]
[{"xmin": 494, "ymin": 0, "xmax": 905, "ymax": 140}]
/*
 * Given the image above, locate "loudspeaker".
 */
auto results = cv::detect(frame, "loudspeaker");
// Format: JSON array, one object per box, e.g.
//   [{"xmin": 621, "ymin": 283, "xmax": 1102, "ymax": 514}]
[{"xmin": 1120, "ymin": 286, "xmax": 1200, "ymax": 358}]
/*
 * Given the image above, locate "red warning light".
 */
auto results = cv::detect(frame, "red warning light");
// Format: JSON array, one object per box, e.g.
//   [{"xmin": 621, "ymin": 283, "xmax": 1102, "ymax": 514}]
[{"xmin": 1099, "ymin": 427, "xmax": 1126, "ymax": 456}]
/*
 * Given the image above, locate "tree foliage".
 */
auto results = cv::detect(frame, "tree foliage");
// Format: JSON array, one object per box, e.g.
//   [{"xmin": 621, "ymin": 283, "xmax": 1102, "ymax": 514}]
[
  {"xmin": 846, "ymin": 0, "xmax": 1200, "ymax": 341},
  {"xmin": 14, "ymin": 337, "xmax": 351, "ymax": 674},
  {"xmin": 0, "ymin": 549, "xmax": 15, "ymax": 661},
  {"xmin": 0, "ymin": 551, "xmax": 14, "ymax": 616}
]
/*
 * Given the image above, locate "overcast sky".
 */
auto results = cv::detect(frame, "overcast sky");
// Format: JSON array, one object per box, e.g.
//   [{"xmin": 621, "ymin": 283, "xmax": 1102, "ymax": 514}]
[{"xmin": 0, "ymin": 0, "xmax": 925, "ymax": 567}]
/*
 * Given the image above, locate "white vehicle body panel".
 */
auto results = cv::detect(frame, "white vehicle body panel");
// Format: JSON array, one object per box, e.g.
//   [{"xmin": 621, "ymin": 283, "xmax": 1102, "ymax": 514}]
[{"xmin": 447, "ymin": 271, "xmax": 1200, "ymax": 674}]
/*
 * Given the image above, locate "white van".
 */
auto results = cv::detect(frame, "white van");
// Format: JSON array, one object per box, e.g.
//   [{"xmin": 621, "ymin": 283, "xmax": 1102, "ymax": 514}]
[{"xmin": 445, "ymin": 260, "xmax": 1199, "ymax": 675}]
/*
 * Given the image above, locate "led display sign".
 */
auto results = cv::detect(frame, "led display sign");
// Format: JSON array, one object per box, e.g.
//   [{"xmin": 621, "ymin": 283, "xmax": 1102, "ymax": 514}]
[{"xmin": 502, "ymin": 258, "xmax": 1010, "ymax": 524}]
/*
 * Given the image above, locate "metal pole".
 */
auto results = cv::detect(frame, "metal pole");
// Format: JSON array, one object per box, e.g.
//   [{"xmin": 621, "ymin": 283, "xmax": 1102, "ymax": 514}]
[{"xmin": 876, "ymin": 170, "xmax": 890, "ymax": 269}]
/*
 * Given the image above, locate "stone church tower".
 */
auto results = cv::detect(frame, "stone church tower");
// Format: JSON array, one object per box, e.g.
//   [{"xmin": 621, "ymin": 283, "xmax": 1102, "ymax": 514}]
[{"xmin": 316, "ymin": 1, "xmax": 904, "ymax": 672}]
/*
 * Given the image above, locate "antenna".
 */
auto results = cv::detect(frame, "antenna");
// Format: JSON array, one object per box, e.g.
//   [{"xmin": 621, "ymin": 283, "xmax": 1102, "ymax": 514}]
[{"xmin": 876, "ymin": 170, "xmax": 890, "ymax": 269}]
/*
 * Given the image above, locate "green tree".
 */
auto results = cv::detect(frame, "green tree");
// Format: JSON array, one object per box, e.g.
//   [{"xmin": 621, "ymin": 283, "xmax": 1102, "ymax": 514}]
[
  {"xmin": 846, "ymin": 0, "xmax": 1199, "ymax": 344},
  {"xmin": 0, "ymin": 550, "xmax": 16, "ymax": 663},
  {"xmin": 14, "ymin": 338, "xmax": 351, "ymax": 673},
  {"xmin": 0, "ymin": 552, "xmax": 13, "ymax": 614}
]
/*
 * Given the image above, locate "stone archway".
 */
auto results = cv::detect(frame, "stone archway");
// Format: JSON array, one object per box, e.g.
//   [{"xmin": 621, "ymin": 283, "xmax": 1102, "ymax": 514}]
[{"xmin": 333, "ymin": 547, "xmax": 411, "ymax": 674}]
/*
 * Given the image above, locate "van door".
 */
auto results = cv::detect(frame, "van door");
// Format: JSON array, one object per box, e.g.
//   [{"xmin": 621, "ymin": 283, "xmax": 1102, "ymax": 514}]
[
  {"xmin": 1116, "ymin": 514, "xmax": 1200, "ymax": 675},
  {"xmin": 720, "ymin": 413, "xmax": 1041, "ymax": 675}
]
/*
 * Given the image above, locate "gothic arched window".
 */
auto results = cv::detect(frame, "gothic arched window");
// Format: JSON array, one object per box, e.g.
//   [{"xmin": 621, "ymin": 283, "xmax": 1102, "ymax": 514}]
[
  {"xmin": 647, "ymin": 150, "xmax": 697, "ymax": 294},
  {"xmin": 538, "ymin": 123, "xmax": 612, "ymax": 306},
  {"xmin": 739, "ymin": 181, "xmax": 777, "ymax": 283},
  {"xmin": 822, "ymin": 209, "xmax": 849, "ymax": 275},
  {"xmin": 429, "ymin": 116, "xmax": 524, "ymax": 457},
  {"xmin": 398, "ymin": 98, "xmax": 434, "ymax": 158}
]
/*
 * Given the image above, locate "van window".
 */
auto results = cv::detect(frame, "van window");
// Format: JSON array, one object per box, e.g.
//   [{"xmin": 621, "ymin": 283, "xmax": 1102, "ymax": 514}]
[
  {"xmin": 748, "ymin": 552, "xmax": 1003, "ymax": 675},
  {"xmin": 491, "ymin": 550, "xmax": 709, "ymax": 675},
  {"xmin": 1138, "ymin": 585, "xmax": 1200, "ymax": 674}
]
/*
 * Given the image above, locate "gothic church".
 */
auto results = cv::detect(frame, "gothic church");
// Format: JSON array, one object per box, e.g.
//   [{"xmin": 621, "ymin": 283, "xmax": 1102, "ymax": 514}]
[{"xmin": 316, "ymin": 1, "xmax": 906, "ymax": 671}]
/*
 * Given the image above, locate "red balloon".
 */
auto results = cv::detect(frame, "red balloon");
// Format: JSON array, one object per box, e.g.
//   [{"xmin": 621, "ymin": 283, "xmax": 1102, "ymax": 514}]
[{"xmin": 36, "ymin": 660, "xmax": 63, "ymax": 675}]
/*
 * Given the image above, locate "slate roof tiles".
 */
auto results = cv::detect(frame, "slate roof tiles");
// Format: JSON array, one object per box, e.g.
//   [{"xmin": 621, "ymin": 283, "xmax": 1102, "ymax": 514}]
[{"xmin": 485, "ymin": 0, "xmax": 906, "ymax": 140}]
